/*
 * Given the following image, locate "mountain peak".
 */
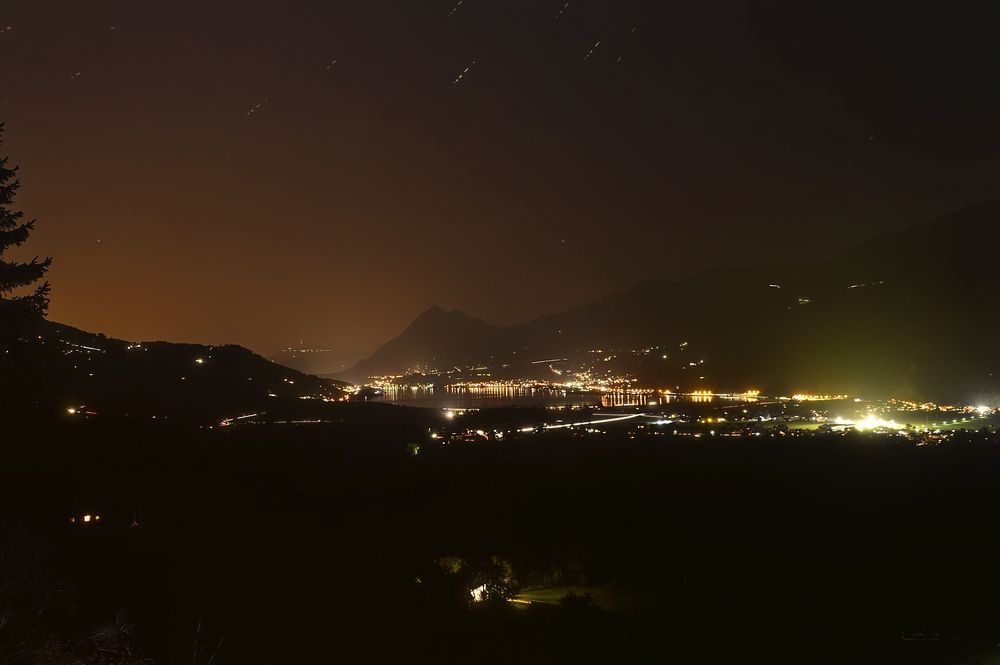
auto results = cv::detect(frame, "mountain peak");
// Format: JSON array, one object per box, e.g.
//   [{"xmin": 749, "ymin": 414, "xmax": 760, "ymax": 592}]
[
  {"xmin": 345, "ymin": 199, "xmax": 1000, "ymax": 398},
  {"xmin": 410, "ymin": 304, "xmax": 481, "ymax": 326}
]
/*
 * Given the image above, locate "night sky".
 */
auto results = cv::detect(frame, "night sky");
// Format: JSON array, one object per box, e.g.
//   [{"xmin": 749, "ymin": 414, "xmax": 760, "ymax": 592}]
[{"xmin": 3, "ymin": 1, "xmax": 998, "ymax": 354}]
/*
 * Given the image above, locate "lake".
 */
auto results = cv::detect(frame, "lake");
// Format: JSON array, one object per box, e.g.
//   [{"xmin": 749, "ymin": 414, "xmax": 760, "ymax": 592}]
[{"xmin": 374, "ymin": 385, "xmax": 721, "ymax": 410}]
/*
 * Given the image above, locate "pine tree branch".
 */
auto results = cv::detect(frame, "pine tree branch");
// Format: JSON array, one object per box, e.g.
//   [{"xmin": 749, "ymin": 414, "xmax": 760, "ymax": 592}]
[
  {"xmin": 0, "ymin": 179, "xmax": 21, "ymax": 204},
  {"xmin": 0, "ymin": 208, "xmax": 26, "ymax": 232},
  {"xmin": 0, "ymin": 221, "xmax": 34, "ymax": 256},
  {"xmin": 0, "ymin": 284, "xmax": 50, "ymax": 323},
  {"xmin": 0, "ymin": 257, "xmax": 52, "ymax": 294}
]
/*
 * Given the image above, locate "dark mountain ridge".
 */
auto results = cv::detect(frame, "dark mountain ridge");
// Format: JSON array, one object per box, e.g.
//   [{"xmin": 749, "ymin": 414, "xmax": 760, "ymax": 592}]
[{"xmin": 345, "ymin": 199, "xmax": 1000, "ymax": 402}]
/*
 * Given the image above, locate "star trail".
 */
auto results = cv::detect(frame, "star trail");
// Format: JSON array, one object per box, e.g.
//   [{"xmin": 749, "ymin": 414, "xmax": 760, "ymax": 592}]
[{"xmin": 0, "ymin": 1, "xmax": 997, "ymax": 354}]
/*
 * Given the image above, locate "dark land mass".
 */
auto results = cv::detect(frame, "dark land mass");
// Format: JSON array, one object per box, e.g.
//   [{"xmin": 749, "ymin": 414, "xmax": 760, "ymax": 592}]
[
  {"xmin": 0, "ymin": 321, "xmax": 350, "ymax": 426},
  {"xmin": 347, "ymin": 199, "xmax": 1000, "ymax": 403},
  {"xmin": 4, "ymin": 412, "xmax": 1000, "ymax": 664},
  {"xmin": 4, "ymin": 198, "xmax": 1000, "ymax": 663}
]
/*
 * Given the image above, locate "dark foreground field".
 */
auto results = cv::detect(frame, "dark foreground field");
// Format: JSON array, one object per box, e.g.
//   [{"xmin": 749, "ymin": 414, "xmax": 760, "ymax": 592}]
[{"xmin": 4, "ymin": 408, "xmax": 1000, "ymax": 664}]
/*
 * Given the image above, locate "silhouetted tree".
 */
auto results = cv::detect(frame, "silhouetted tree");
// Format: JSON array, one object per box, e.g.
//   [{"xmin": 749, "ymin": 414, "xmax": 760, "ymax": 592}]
[
  {"xmin": 0, "ymin": 125, "xmax": 55, "ymax": 416},
  {"xmin": 0, "ymin": 123, "xmax": 51, "ymax": 341}
]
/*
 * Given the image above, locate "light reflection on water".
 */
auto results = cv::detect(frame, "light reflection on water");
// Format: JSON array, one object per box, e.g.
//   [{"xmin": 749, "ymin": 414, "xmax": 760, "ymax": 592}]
[
  {"xmin": 376, "ymin": 386, "xmax": 724, "ymax": 409},
  {"xmin": 378, "ymin": 386, "xmax": 601, "ymax": 409}
]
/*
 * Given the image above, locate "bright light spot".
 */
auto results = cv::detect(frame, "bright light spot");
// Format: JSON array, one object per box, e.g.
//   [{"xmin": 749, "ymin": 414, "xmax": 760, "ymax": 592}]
[
  {"xmin": 67, "ymin": 407, "xmax": 77, "ymax": 415},
  {"xmin": 195, "ymin": 358, "xmax": 205, "ymax": 365},
  {"xmin": 836, "ymin": 414, "xmax": 901, "ymax": 431},
  {"xmin": 470, "ymin": 584, "xmax": 487, "ymax": 603},
  {"xmin": 793, "ymin": 393, "xmax": 847, "ymax": 402},
  {"xmin": 82, "ymin": 514, "xmax": 92, "ymax": 523}
]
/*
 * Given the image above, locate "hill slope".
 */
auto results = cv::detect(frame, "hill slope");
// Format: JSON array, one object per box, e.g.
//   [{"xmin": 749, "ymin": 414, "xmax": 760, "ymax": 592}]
[{"xmin": 2, "ymin": 322, "xmax": 351, "ymax": 424}]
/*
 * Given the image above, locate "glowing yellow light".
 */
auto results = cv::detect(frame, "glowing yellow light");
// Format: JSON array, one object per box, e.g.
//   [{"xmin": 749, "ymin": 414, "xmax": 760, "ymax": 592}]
[
  {"xmin": 82, "ymin": 514, "xmax": 92, "ymax": 523},
  {"xmin": 836, "ymin": 414, "xmax": 901, "ymax": 431},
  {"xmin": 793, "ymin": 393, "xmax": 848, "ymax": 402}
]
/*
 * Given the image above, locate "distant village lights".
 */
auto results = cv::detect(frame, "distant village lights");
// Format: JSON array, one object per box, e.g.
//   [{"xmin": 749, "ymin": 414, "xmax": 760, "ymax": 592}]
[{"xmin": 70, "ymin": 513, "xmax": 101, "ymax": 525}]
